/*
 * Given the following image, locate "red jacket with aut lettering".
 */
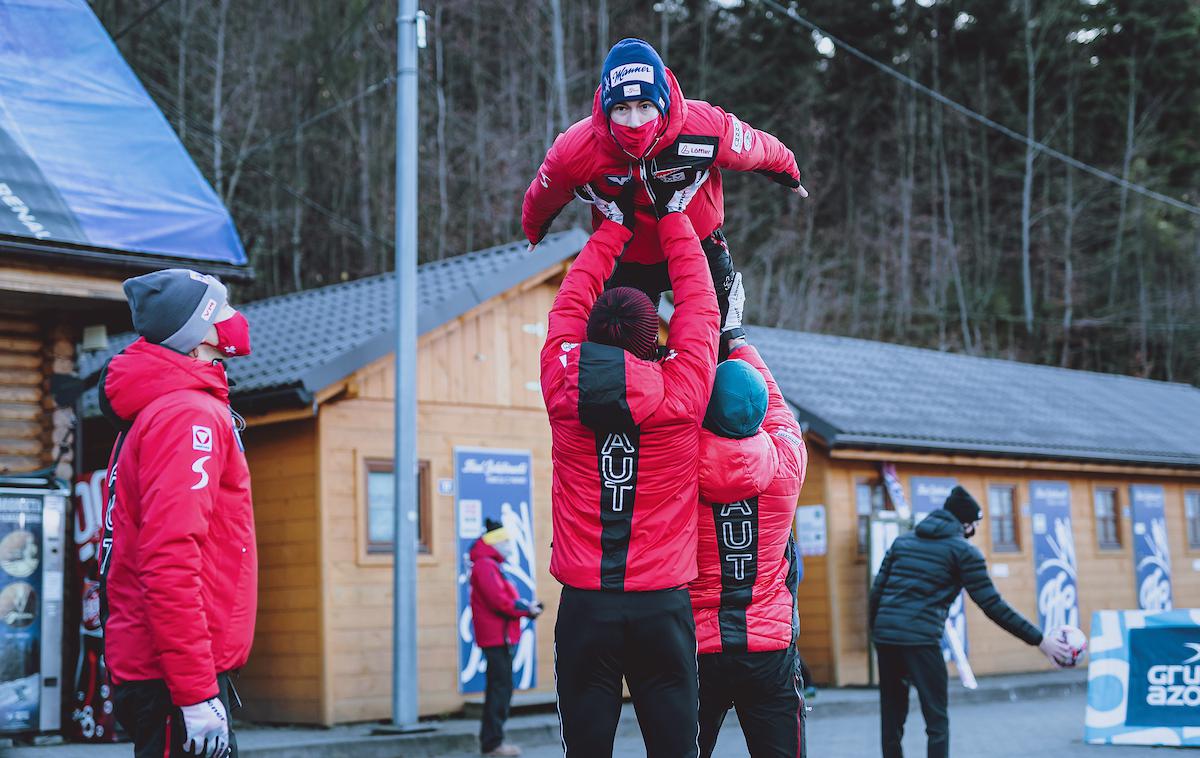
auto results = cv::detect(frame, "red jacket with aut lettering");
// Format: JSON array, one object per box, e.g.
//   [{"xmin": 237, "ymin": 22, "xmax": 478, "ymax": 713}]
[
  {"xmin": 99, "ymin": 339, "xmax": 256, "ymax": 706},
  {"xmin": 540, "ymin": 215, "xmax": 719, "ymax": 591},
  {"xmin": 691, "ymin": 344, "xmax": 808, "ymax": 654},
  {"xmin": 522, "ymin": 68, "xmax": 800, "ymax": 265}
]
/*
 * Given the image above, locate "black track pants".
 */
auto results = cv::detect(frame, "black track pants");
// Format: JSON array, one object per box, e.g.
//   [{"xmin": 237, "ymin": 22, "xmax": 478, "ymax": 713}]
[
  {"xmin": 876, "ymin": 643, "xmax": 949, "ymax": 758},
  {"xmin": 480, "ymin": 645, "xmax": 515, "ymax": 751},
  {"xmin": 554, "ymin": 586, "xmax": 699, "ymax": 758},
  {"xmin": 604, "ymin": 228, "xmax": 735, "ymax": 326},
  {"xmin": 698, "ymin": 646, "xmax": 806, "ymax": 758},
  {"xmin": 113, "ymin": 672, "xmax": 240, "ymax": 758}
]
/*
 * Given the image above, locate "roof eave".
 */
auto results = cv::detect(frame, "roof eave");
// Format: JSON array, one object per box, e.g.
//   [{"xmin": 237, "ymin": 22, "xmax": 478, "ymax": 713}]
[
  {"xmin": 0, "ymin": 234, "xmax": 253, "ymax": 282},
  {"xmin": 828, "ymin": 434, "xmax": 1200, "ymax": 469}
]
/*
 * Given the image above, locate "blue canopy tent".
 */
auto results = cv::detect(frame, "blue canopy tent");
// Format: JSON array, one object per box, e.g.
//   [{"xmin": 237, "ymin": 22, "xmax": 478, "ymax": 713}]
[{"xmin": 0, "ymin": 0, "xmax": 247, "ymax": 277}]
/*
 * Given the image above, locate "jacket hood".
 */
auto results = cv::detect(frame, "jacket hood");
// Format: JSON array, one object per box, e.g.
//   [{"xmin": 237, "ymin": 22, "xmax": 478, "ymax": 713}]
[
  {"xmin": 590, "ymin": 66, "xmax": 688, "ymax": 161},
  {"xmin": 101, "ymin": 337, "xmax": 231, "ymax": 424},
  {"xmin": 470, "ymin": 537, "xmax": 504, "ymax": 564},
  {"xmin": 698, "ymin": 428, "xmax": 777, "ymax": 504},
  {"xmin": 915, "ymin": 508, "xmax": 965, "ymax": 540}
]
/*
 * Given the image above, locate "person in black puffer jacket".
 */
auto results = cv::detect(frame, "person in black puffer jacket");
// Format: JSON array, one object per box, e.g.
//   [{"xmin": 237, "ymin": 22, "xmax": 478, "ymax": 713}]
[{"xmin": 869, "ymin": 486, "xmax": 1071, "ymax": 758}]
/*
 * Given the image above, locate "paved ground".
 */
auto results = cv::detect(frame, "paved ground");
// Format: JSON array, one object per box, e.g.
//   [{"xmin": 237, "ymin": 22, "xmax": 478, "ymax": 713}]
[{"xmin": 450, "ymin": 691, "xmax": 1163, "ymax": 757}]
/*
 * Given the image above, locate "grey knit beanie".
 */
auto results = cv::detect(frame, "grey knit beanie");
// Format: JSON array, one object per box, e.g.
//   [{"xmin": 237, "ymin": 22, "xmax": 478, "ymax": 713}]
[{"xmin": 123, "ymin": 269, "xmax": 228, "ymax": 354}]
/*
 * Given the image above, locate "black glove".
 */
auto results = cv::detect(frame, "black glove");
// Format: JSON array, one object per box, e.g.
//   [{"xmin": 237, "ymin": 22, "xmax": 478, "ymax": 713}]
[
  {"xmin": 643, "ymin": 167, "xmax": 710, "ymax": 219},
  {"xmin": 755, "ymin": 168, "xmax": 800, "ymax": 189},
  {"xmin": 574, "ymin": 177, "xmax": 637, "ymax": 233}
]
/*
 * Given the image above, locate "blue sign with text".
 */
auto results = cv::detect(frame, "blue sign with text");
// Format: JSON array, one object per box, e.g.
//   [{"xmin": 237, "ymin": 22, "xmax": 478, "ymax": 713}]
[
  {"xmin": 1130, "ymin": 485, "xmax": 1172, "ymax": 611},
  {"xmin": 1126, "ymin": 626, "xmax": 1200, "ymax": 727},
  {"xmin": 1030, "ymin": 481, "xmax": 1079, "ymax": 632},
  {"xmin": 454, "ymin": 448, "xmax": 538, "ymax": 694}
]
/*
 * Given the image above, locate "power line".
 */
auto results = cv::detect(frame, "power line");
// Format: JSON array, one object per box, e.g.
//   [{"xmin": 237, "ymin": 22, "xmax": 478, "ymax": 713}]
[
  {"xmin": 244, "ymin": 73, "xmax": 397, "ymax": 158},
  {"xmin": 756, "ymin": 0, "xmax": 1200, "ymax": 217},
  {"xmin": 113, "ymin": 0, "xmax": 176, "ymax": 40}
]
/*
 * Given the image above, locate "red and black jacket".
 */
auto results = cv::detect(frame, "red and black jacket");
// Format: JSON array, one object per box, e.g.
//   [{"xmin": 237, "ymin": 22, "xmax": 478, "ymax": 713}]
[
  {"xmin": 523, "ymin": 68, "xmax": 801, "ymax": 266},
  {"xmin": 690, "ymin": 345, "xmax": 808, "ymax": 654},
  {"xmin": 469, "ymin": 539, "xmax": 535, "ymax": 648},
  {"xmin": 540, "ymin": 215, "xmax": 719, "ymax": 592},
  {"xmin": 98, "ymin": 339, "xmax": 256, "ymax": 706}
]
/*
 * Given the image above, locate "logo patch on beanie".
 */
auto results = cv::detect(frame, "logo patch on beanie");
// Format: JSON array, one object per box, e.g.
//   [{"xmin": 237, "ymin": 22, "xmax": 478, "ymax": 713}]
[
  {"xmin": 201, "ymin": 298, "xmax": 218, "ymax": 321},
  {"xmin": 623, "ymin": 84, "xmax": 641, "ymax": 97},
  {"xmin": 610, "ymin": 63, "xmax": 654, "ymax": 87}
]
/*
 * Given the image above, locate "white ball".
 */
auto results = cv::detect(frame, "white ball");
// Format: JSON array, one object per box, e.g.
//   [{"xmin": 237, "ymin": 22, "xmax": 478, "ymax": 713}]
[{"xmin": 1053, "ymin": 624, "xmax": 1088, "ymax": 667}]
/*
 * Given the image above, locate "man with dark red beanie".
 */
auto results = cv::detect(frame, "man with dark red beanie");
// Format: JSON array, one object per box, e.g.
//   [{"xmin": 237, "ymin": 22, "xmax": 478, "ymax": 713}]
[{"xmin": 540, "ymin": 167, "xmax": 725, "ymax": 757}]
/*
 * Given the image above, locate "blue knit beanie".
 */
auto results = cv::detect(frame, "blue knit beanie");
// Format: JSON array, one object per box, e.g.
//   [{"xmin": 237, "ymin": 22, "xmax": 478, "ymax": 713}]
[
  {"xmin": 704, "ymin": 359, "xmax": 768, "ymax": 439},
  {"xmin": 600, "ymin": 38, "xmax": 670, "ymax": 116}
]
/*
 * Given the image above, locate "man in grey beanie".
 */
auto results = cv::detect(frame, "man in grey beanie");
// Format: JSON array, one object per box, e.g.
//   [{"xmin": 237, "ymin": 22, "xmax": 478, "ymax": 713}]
[{"xmin": 99, "ymin": 268, "xmax": 255, "ymax": 758}]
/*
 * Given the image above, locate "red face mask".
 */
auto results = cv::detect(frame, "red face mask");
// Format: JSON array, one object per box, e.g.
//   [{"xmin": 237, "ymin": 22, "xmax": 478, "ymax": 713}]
[
  {"xmin": 611, "ymin": 117, "xmax": 662, "ymax": 159},
  {"xmin": 213, "ymin": 311, "xmax": 252, "ymax": 357}
]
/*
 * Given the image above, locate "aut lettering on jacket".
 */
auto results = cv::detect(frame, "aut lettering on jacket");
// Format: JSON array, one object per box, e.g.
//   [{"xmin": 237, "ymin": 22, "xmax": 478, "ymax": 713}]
[
  {"xmin": 718, "ymin": 500, "xmax": 757, "ymax": 581},
  {"xmin": 600, "ymin": 432, "xmax": 636, "ymax": 512}
]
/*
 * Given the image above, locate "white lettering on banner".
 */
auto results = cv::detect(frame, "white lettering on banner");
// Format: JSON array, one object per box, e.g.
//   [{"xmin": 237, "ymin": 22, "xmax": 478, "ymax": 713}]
[
  {"xmin": 730, "ymin": 117, "xmax": 744, "ymax": 154},
  {"xmin": 600, "ymin": 433, "xmax": 636, "ymax": 512},
  {"xmin": 623, "ymin": 84, "xmax": 641, "ymax": 97},
  {"xmin": 0, "ymin": 182, "xmax": 52, "ymax": 238},
  {"xmin": 190, "ymin": 456, "xmax": 211, "ymax": 490},
  {"xmin": 1138, "ymin": 519, "xmax": 1173, "ymax": 611},
  {"xmin": 610, "ymin": 63, "xmax": 654, "ymax": 87},
  {"xmin": 677, "ymin": 142, "xmax": 715, "ymax": 158}
]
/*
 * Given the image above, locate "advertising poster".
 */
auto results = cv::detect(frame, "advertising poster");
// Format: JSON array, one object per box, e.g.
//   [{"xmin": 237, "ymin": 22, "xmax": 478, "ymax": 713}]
[
  {"xmin": 1029, "ymin": 481, "xmax": 1079, "ymax": 632},
  {"xmin": 1085, "ymin": 608, "xmax": 1200, "ymax": 746},
  {"xmin": 0, "ymin": 494, "xmax": 42, "ymax": 733},
  {"xmin": 65, "ymin": 471, "xmax": 117, "ymax": 742},
  {"xmin": 1130, "ymin": 485, "xmax": 1172, "ymax": 611},
  {"xmin": 910, "ymin": 477, "xmax": 967, "ymax": 660},
  {"xmin": 455, "ymin": 448, "xmax": 538, "ymax": 694}
]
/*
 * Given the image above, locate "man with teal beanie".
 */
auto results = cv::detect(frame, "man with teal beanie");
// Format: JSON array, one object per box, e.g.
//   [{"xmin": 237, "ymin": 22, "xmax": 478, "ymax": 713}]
[{"xmin": 690, "ymin": 276, "xmax": 812, "ymax": 757}]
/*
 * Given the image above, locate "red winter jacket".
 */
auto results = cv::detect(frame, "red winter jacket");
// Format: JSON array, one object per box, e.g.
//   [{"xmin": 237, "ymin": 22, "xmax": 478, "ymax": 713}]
[
  {"xmin": 541, "ymin": 215, "xmax": 719, "ymax": 591},
  {"xmin": 469, "ymin": 539, "xmax": 535, "ymax": 648},
  {"xmin": 523, "ymin": 68, "xmax": 800, "ymax": 265},
  {"xmin": 99, "ymin": 339, "xmax": 256, "ymax": 706},
  {"xmin": 691, "ymin": 345, "xmax": 808, "ymax": 654}
]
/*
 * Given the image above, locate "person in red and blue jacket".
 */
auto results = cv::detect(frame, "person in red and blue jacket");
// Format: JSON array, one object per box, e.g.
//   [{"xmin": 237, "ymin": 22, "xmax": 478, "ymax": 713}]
[
  {"xmin": 99, "ymin": 269, "xmax": 255, "ymax": 758},
  {"xmin": 690, "ymin": 314, "xmax": 811, "ymax": 758},
  {"xmin": 540, "ymin": 167, "xmax": 722, "ymax": 757},
  {"xmin": 469, "ymin": 518, "xmax": 543, "ymax": 757},
  {"xmin": 523, "ymin": 38, "xmax": 806, "ymax": 328}
]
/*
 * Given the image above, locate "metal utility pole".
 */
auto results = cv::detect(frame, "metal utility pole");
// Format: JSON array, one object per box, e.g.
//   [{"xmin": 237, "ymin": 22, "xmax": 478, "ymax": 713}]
[{"xmin": 390, "ymin": 0, "xmax": 420, "ymax": 730}]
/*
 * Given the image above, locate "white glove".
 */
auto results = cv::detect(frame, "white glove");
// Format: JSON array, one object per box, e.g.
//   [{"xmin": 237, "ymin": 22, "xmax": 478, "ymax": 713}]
[
  {"xmin": 644, "ymin": 168, "xmax": 710, "ymax": 217},
  {"xmin": 180, "ymin": 697, "xmax": 229, "ymax": 758},
  {"xmin": 722, "ymin": 272, "xmax": 745, "ymax": 334},
  {"xmin": 574, "ymin": 182, "xmax": 635, "ymax": 230},
  {"xmin": 1038, "ymin": 633, "xmax": 1072, "ymax": 669}
]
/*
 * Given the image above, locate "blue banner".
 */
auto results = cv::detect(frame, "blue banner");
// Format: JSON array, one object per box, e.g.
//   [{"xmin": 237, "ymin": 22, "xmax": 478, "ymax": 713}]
[
  {"xmin": 1030, "ymin": 481, "xmax": 1079, "ymax": 632},
  {"xmin": 910, "ymin": 477, "xmax": 966, "ymax": 660},
  {"xmin": 1130, "ymin": 485, "xmax": 1172, "ymax": 611},
  {"xmin": 0, "ymin": 0, "xmax": 245, "ymax": 265},
  {"xmin": 0, "ymin": 494, "xmax": 42, "ymax": 733},
  {"xmin": 455, "ymin": 448, "xmax": 538, "ymax": 694},
  {"xmin": 1086, "ymin": 609, "xmax": 1200, "ymax": 746}
]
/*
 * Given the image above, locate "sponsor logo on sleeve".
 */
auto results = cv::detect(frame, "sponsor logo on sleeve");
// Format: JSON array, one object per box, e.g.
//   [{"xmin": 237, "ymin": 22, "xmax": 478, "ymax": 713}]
[
  {"xmin": 730, "ymin": 117, "xmax": 744, "ymax": 154},
  {"xmin": 192, "ymin": 425, "xmax": 213, "ymax": 452},
  {"xmin": 539, "ymin": 172, "xmax": 550, "ymax": 189},
  {"xmin": 609, "ymin": 63, "xmax": 654, "ymax": 87},
  {"xmin": 190, "ymin": 456, "xmax": 211, "ymax": 490},
  {"xmin": 622, "ymin": 84, "xmax": 641, "ymax": 97},
  {"xmin": 677, "ymin": 142, "xmax": 715, "ymax": 158},
  {"xmin": 743, "ymin": 127, "xmax": 754, "ymax": 151}
]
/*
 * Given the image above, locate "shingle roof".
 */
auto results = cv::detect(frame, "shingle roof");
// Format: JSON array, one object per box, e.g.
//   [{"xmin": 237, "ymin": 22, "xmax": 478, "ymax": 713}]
[
  {"xmin": 81, "ymin": 229, "xmax": 587, "ymax": 414},
  {"xmin": 750, "ymin": 326, "xmax": 1200, "ymax": 468}
]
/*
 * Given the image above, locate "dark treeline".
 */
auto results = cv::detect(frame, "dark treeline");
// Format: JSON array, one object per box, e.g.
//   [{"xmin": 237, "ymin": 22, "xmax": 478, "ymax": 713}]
[{"xmin": 94, "ymin": 0, "xmax": 1200, "ymax": 385}]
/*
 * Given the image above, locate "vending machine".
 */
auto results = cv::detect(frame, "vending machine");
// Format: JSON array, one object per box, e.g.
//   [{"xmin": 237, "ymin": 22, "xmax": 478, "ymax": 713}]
[{"xmin": 0, "ymin": 473, "xmax": 67, "ymax": 735}]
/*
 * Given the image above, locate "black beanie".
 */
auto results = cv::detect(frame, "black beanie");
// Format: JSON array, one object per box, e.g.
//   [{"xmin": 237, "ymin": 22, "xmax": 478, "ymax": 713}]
[
  {"xmin": 943, "ymin": 486, "xmax": 982, "ymax": 524},
  {"xmin": 123, "ymin": 269, "xmax": 228, "ymax": 354},
  {"xmin": 587, "ymin": 287, "xmax": 660, "ymax": 361}
]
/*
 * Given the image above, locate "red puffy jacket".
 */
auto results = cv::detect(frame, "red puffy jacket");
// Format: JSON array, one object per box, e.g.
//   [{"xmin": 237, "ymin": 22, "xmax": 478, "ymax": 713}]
[
  {"xmin": 99, "ymin": 338, "xmax": 256, "ymax": 706},
  {"xmin": 691, "ymin": 345, "xmax": 808, "ymax": 654},
  {"xmin": 540, "ymin": 215, "xmax": 719, "ymax": 591},
  {"xmin": 522, "ymin": 68, "xmax": 800, "ymax": 265},
  {"xmin": 469, "ymin": 539, "xmax": 535, "ymax": 648}
]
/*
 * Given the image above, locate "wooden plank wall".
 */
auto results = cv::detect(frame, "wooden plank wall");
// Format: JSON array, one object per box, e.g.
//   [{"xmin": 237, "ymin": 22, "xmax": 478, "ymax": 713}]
[
  {"xmin": 238, "ymin": 418, "xmax": 325, "ymax": 724},
  {"xmin": 795, "ymin": 443, "xmax": 835, "ymax": 685},
  {"xmin": 315, "ymin": 279, "xmax": 559, "ymax": 722},
  {"xmin": 0, "ymin": 313, "xmax": 55, "ymax": 474},
  {"xmin": 823, "ymin": 458, "xmax": 1200, "ymax": 686}
]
